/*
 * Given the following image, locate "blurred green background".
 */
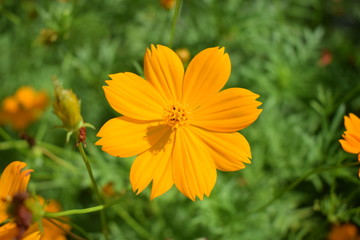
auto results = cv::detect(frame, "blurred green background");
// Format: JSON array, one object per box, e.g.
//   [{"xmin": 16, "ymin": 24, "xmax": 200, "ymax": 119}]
[{"xmin": 1, "ymin": 0, "xmax": 360, "ymax": 239}]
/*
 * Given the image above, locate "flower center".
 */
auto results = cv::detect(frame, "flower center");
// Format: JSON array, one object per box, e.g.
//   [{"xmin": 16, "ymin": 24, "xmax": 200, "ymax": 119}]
[{"xmin": 164, "ymin": 104, "xmax": 189, "ymax": 129}]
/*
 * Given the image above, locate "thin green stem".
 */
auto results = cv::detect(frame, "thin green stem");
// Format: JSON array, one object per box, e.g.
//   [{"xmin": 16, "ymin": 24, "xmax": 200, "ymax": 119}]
[
  {"xmin": 0, "ymin": 218, "xmax": 10, "ymax": 227},
  {"xmin": 77, "ymin": 142, "xmax": 109, "ymax": 240},
  {"xmin": 43, "ymin": 197, "xmax": 124, "ymax": 218},
  {"xmin": 169, "ymin": 0, "xmax": 182, "ymax": 47},
  {"xmin": 113, "ymin": 205, "xmax": 152, "ymax": 239},
  {"xmin": 45, "ymin": 218, "xmax": 87, "ymax": 240},
  {"xmin": 49, "ymin": 216, "xmax": 93, "ymax": 240},
  {"xmin": 0, "ymin": 140, "xmax": 28, "ymax": 150},
  {"xmin": 44, "ymin": 205, "xmax": 104, "ymax": 218},
  {"xmin": 0, "ymin": 127, "xmax": 13, "ymax": 141},
  {"xmin": 247, "ymin": 161, "xmax": 360, "ymax": 215}
]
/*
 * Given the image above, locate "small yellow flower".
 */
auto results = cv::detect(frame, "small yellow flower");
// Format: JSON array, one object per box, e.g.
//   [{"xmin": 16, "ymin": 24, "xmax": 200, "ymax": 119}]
[
  {"xmin": 0, "ymin": 86, "xmax": 48, "ymax": 131},
  {"xmin": 96, "ymin": 45, "xmax": 262, "ymax": 200}
]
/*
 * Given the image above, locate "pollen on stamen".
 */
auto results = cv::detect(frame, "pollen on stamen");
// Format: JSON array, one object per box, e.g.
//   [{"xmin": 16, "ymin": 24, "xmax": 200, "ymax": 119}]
[{"xmin": 164, "ymin": 104, "xmax": 189, "ymax": 129}]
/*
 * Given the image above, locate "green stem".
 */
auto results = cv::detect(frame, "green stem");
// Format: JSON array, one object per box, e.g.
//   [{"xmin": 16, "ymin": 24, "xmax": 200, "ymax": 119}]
[
  {"xmin": 169, "ymin": 0, "xmax": 182, "ymax": 47},
  {"xmin": 113, "ymin": 205, "xmax": 152, "ymax": 239},
  {"xmin": 247, "ymin": 161, "xmax": 360, "ymax": 215},
  {"xmin": 0, "ymin": 127, "xmax": 13, "ymax": 141},
  {"xmin": 77, "ymin": 142, "xmax": 109, "ymax": 240},
  {"xmin": 44, "ymin": 205, "xmax": 104, "ymax": 218},
  {"xmin": 0, "ymin": 218, "xmax": 10, "ymax": 227},
  {"xmin": 51, "ymin": 216, "xmax": 92, "ymax": 240},
  {"xmin": 45, "ymin": 218, "xmax": 87, "ymax": 240},
  {"xmin": 0, "ymin": 140, "xmax": 28, "ymax": 150}
]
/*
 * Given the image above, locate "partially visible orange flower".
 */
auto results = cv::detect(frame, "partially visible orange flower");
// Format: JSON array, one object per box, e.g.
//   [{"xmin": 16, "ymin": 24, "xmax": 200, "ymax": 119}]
[
  {"xmin": 96, "ymin": 45, "xmax": 262, "ymax": 200},
  {"xmin": 339, "ymin": 113, "xmax": 360, "ymax": 177},
  {"xmin": 327, "ymin": 223, "xmax": 360, "ymax": 240},
  {"xmin": 160, "ymin": 0, "xmax": 175, "ymax": 9},
  {"xmin": 0, "ymin": 161, "xmax": 39, "ymax": 239},
  {"xmin": 0, "ymin": 162, "xmax": 70, "ymax": 239},
  {"xmin": 38, "ymin": 197, "xmax": 70, "ymax": 240},
  {"xmin": 339, "ymin": 113, "xmax": 360, "ymax": 157},
  {"xmin": 0, "ymin": 86, "xmax": 48, "ymax": 131}
]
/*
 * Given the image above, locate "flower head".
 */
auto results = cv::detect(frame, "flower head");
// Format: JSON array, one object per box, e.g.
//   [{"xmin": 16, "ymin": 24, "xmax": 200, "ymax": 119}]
[
  {"xmin": 0, "ymin": 86, "xmax": 48, "ymax": 131},
  {"xmin": 0, "ymin": 162, "xmax": 70, "ymax": 239},
  {"xmin": 339, "ymin": 113, "xmax": 360, "ymax": 157},
  {"xmin": 96, "ymin": 45, "xmax": 262, "ymax": 200},
  {"xmin": 339, "ymin": 113, "xmax": 360, "ymax": 177}
]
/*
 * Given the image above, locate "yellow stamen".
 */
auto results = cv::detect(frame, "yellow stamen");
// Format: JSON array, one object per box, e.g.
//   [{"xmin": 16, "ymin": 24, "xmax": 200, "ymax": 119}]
[{"xmin": 164, "ymin": 104, "xmax": 189, "ymax": 129}]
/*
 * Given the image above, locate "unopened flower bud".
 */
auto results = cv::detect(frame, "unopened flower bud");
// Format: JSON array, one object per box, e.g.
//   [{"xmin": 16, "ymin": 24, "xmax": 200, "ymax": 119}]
[
  {"xmin": 53, "ymin": 78, "xmax": 94, "ymax": 144},
  {"xmin": 53, "ymin": 79, "xmax": 83, "ymax": 132}
]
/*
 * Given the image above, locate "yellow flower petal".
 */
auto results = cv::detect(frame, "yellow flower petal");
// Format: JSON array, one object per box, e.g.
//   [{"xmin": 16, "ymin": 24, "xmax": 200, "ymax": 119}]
[
  {"xmin": 191, "ymin": 126, "xmax": 251, "ymax": 171},
  {"xmin": 96, "ymin": 116, "xmax": 171, "ymax": 158},
  {"xmin": 104, "ymin": 72, "xmax": 166, "ymax": 121},
  {"xmin": 191, "ymin": 88, "xmax": 262, "ymax": 132},
  {"xmin": 345, "ymin": 113, "xmax": 360, "ymax": 132},
  {"xmin": 172, "ymin": 128, "xmax": 217, "ymax": 201},
  {"xmin": 130, "ymin": 131, "xmax": 174, "ymax": 199},
  {"xmin": 340, "ymin": 132, "xmax": 360, "ymax": 154},
  {"xmin": 144, "ymin": 45, "xmax": 184, "ymax": 102},
  {"xmin": 0, "ymin": 161, "xmax": 33, "ymax": 220},
  {"xmin": 0, "ymin": 223, "xmax": 18, "ymax": 239},
  {"xmin": 182, "ymin": 47, "xmax": 231, "ymax": 110}
]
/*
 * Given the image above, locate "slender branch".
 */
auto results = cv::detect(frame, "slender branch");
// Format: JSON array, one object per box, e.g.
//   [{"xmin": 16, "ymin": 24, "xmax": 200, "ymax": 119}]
[
  {"xmin": 45, "ymin": 218, "xmax": 88, "ymax": 240},
  {"xmin": 0, "ymin": 218, "xmax": 10, "ymax": 227},
  {"xmin": 50, "ymin": 216, "xmax": 92, "ymax": 240},
  {"xmin": 0, "ymin": 127, "xmax": 12, "ymax": 141},
  {"xmin": 169, "ymin": 0, "xmax": 182, "ymax": 47},
  {"xmin": 113, "ymin": 205, "xmax": 152, "ymax": 239},
  {"xmin": 44, "ymin": 205, "xmax": 104, "ymax": 218},
  {"xmin": 77, "ymin": 142, "xmax": 109, "ymax": 240}
]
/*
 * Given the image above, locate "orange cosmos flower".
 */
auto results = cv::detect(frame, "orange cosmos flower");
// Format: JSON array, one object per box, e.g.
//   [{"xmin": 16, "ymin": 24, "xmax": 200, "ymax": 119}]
[
  {"xmin": 0, "ymin": 161, "xmax": 40, "ymax": 239},
  {"xmin": 339, "ymin": 113, "xmax": 360, "ymax": 157},
  {"xmin": 0, "ymin": 86, "xmax": 48, "ymax": 131},
  {"xmin": 96, "ymin": 45, "xmax": 262, "ymax": 200},
  {"xmin": 339, "ymin": 113, "xmax": 360, "ymax": 177}
]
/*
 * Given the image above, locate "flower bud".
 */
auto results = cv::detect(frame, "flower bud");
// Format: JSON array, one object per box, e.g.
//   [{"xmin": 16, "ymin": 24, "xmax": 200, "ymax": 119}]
[
  {"xmin": 53, "ymin": 78, "xmax": 94, "ymax": 144},
  {"xmin": 53, "ymin": 79, "xmax": 83, "ymax": 132}
]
